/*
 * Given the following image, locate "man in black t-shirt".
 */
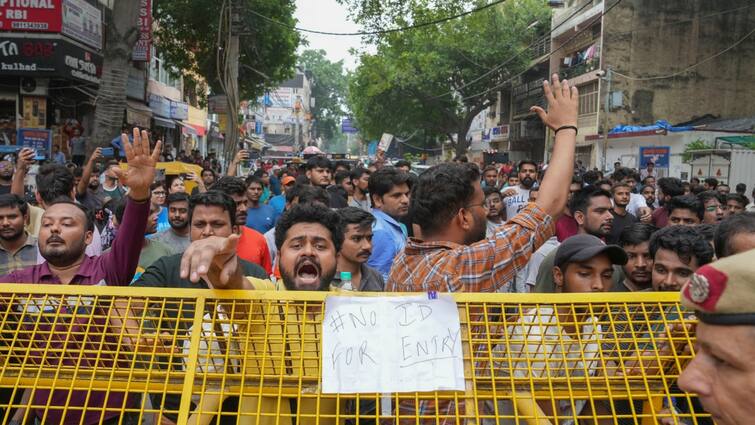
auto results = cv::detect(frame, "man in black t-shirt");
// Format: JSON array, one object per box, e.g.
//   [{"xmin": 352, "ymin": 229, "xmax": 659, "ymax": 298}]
[{"xmin": 607, "ymin": 182, "xmax": 638, "ymax": 244}]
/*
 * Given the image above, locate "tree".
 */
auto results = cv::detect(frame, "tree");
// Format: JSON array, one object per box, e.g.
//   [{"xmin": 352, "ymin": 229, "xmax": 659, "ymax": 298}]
[
  {"xmin": 298, "ymin": 49, "xmax": 348, "ymax": 150},
  {"xmin": 344, "ymin": 0, "xmax": 550, "ymax": 156},
  {"xmin": 91, "ymin": 0, "xmax": 141, "ymax": 150},
  {"xmin": 154, "ymin": 0, "xmax": 300, "ymax": 105}
]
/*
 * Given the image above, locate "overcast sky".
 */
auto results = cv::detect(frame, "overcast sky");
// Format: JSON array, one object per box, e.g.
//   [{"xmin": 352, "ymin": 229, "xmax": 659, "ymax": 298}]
[{"xmin": 294, "ymin": 0, "xmax": 364, "ymax": 70}]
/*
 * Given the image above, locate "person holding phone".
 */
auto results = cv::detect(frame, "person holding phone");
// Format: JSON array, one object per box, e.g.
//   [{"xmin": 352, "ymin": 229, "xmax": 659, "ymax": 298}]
[{"xmin": 227, "ymin": 149, "xmax": 250, "ymax": 177}]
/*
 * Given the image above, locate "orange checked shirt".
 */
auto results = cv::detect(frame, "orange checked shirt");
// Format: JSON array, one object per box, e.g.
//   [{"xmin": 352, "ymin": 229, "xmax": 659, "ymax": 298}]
[
  {"xmin": 386, "ymin": 203, "xmax": 554, "ymax": 294},
  {"xmin": 385, "ymin": 203, "xmax": 554, "ymax": 424}
]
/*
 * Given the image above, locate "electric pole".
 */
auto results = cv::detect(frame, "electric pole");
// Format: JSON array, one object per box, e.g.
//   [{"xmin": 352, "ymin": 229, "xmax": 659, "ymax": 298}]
[{"xmin": 601, "ymin": 66, "xmax": 613, "ymax": 172}]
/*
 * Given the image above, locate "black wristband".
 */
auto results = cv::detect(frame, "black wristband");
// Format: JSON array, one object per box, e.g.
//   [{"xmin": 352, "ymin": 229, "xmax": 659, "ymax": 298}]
[{"xmin": 555, "ymin": 125, "xmax": 578, "ymax": 135}]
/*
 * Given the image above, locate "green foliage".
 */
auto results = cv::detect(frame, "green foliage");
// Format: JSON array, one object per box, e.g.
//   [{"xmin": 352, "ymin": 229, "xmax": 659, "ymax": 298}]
[
  {"xmin": 299, "ymin": 49, "xmax": 349, "ymax": 147},
  {"xmin": 682, "ymin": 139, "xmax": 714, "ymax": 162},
  {"xmin": 154, "ymin": 0, "xmax": 300, "ymax": 101},
  {"xmin": 345, "ymin": 0, "xmax": 550, "ymax": 154}
]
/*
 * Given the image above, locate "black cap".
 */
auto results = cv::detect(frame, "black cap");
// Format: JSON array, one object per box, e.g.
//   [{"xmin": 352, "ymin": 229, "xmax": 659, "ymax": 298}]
[{"xmin": 554, "ymin": 234, "xmax": 628, "ymax": 269}]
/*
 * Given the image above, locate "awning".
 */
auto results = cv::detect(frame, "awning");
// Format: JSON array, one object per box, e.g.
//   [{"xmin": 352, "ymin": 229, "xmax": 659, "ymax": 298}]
[
  {"xmin": 154, "ymin": 116, "xmax": 175, "ymax": 129},
  {"xmin": 187, "ymin": 123, "xmax": 207, "ymax": 136},
  {"xmin": 268, "ymin": 145, "xmax": 294, "ymax": 153},
  {"xmin": 126, "ymin": 100, "xmax": 152, "ymax": 128},
  {"xmin": 718, "ymin": 135, "xmax": 755, "ymax": 147},
  {"xmin": 174, "ymin": 120, "xmax": 197, "ymax": 136}
]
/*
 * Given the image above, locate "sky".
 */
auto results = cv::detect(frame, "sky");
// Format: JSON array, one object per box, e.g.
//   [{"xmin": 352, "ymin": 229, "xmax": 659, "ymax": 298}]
[{"xmin": 294, "ymin": 0, "xmax": 365, "ymax": 70}]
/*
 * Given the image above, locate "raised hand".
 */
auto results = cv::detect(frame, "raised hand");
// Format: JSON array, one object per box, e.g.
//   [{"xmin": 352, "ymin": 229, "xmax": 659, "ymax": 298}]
[
  {"xmin": 87, "ymin": 147, "xmax": 103, "ymax": 164},
  {"xmin": 530, "ymin": 74, "xmax": 579, "ymax": 131},
  {"xmin": 179, "ymin": 235, "xmax": 242, "ymax": 288},
  {"xmin": 16, "ymin": 148, "xmax": 35, "ymax": 171},
  {"xmin": 112, "ymin": 128, "xmax": 161, "ymax": 201}
]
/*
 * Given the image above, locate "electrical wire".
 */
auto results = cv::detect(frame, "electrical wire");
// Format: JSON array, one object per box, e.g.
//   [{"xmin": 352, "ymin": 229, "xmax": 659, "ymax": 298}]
[
  {"xmin": 250, "ymin": 0, "xmax": 507, "ymax": 36},
  {"xmin": 460, "ymin": 0, "xmax": 624, "ymax": 102},
  {"xmin": 611, "ymin": 27, "xmax": 755, "ymax": 81},
  {"xmin": 431, "ymin": 0, "xmax": 595, "ymax": 99}
]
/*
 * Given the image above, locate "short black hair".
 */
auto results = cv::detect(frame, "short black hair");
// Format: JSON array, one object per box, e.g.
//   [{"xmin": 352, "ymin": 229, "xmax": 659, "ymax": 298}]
[
  {"xmin": 695, "ymin": 223, "xmax": 716, "ymax": 243},
  {"xmin": 641, "ymin": 175, "xmax": 656, "ymax": 185},
  {"xmin": 582, "ymin": 170, "xmax": 600, "ymax": 186},
  {"xmin": 334, "ymin": 170, "xmax": 350, "ymax": 185},
  {"xmin": 717, "ymin": 183, "xmax": 730, "ymax": 190},
  {"xmin": 394, "ymin": 160, "xmax": 411, "ymax": 170},
  {"xmin": 188, "ymin": 191, "xmax": 236, "ymax": 225},
  {"xmin": 245, "ymin": 175, "xmax": 263, "ymax": 188},
  {"xmin": 482, "ymin": 165, "xmax": 497, "ymax": 174},
  {"xmin": 667, "ymin": 195, "xmax": 704, "ymax": 220},
  {"xmin": 165, "ymin": 192, "xmax": 189, "ymax": 207},
  {"xmin": 714, "ymin": 212, "xmax": 755, "ymax": 258},
  {"xmin": 569, "ymin": 186, "xmax": 612, "ymax": 216},
  {"xmin": 306, "ymin": 155, "xmax": 332, "ymax": 171},
  {"xmin": 453, "ymin": 155, "xmax": 468, "ymax": 163},
  {"xmin": 483, "ymin": 186, "xmax": 501, "ymax": 199},
  {"xmin": 736, "ymin": 183, "xmax": 746, "ymax": 193},
  {"xmin": 594, "ymin": 179, "xmax": 612, "ymax": 189},
  {"xmin": 697, "ymin": 190, "xmax": 724, "ymax": 206},
  {"xmin": 275, "ymin": 203, "xmax": 343, "ymax": 252},
  {"xmin": 201, "ymin": 168, "xmax": 216, "ymax": 178},
  {"xmin": 657, "ymin": 177, "xmax": 684, "ymax": 198},
  {"xmin": 295, "ymin": 185, "xmax": 330, "ymax": 206},
  {"xmin": 337, "ymin": 206, "xmax": 374, "ymax": 231},
  {"xmin": 36, "ymin": 164, "xmax": 74, "ymax": 205},
  {"xmin": 517, "ymin": 160, "xmax": 538, "ymax": 171},
  {"xmin": 691, "ymin": 177, "xmax": 700, "ymax": 184},
  {"xmin": 350, "ymin": 167, "xmax": 370, "ymax": 182},
  {"xmin": 618, "ymin": 223, "xmax": 658, "ymax": 247},
  {"xmin": 410, "ymin": 163, "xmax": 479, "ymax": 235},
  {"xmin": 368, "ymin": 167, "xmax": 412, "ymax": 201},
  {"xmin": 649, "ymin": 225, "xmax": 714, "ymax": 266},
  {"xmin": 726, "ymin": 193, "xmax": 748, "ymax": 208},
  {"xmin": 334, "ymin": 160, "xmax": 351, "ymax": 171},
  {"xmin": 0, "ymin": 194, "xmax": 28, "ymax": 216},
  {"xmin": 704, "ymin": 177, "xmax": 719, "ymax": 188},
  {"xmin": 211, "ymin": 176, "xmax": 247, "ymax": 197},
  {"xmin": 47, "ymin": 199, "xmax": 94, "ymax": 232}
]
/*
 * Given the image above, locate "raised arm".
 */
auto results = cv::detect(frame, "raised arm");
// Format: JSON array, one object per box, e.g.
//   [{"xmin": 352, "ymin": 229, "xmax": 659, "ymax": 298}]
[
  {"xmin": 11, "ymin": 148, "xmax": 34, "ymax": 197},
  {"xmin": 76, "ymin": 148, "xmax": 102, "ymax": 196},
  {"xmin": 530, "ymin": 74, "xmax": 579, "ymax": 218},
  {"xmin": 226, "ymin": 150, "xmax": 249, "ymax": 177}
]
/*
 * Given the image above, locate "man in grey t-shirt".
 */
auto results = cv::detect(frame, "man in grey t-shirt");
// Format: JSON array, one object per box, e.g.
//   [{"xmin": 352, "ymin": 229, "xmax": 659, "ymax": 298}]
[{"xmin": 151, "ymin": 193, "xmax": 190, "ymax": 254}]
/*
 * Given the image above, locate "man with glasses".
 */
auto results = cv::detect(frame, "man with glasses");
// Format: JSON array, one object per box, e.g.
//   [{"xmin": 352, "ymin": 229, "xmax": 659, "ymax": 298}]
[{"xmin": 698, "ymin": 191, "xmax": 724, "ymax": 224}]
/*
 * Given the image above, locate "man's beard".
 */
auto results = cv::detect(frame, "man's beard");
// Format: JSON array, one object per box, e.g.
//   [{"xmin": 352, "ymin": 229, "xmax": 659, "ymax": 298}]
[
  {"xmin": 464, "ymin": 215, "xmax": 488, "ymax": 245},
  {"xmin": 170, "ymin": 219, "xmax": 188, "ymax": 230},
  {"xmin": 280, "ymin": 259, "xmax": 335, "ymax": 291},
  {"xmin": 0, "ymin": 227, "xmax": 23, "ymax": 243},
  {"xmin": 615, "ymin": 200, "xmax": 629, "ymax": 208},
  {"xmin": 520, "ymin": 177, "xmax": 535, "ymax": 189},
  {"xmin": 88, "ymin": 181, "xmax": 100, "ymax": 190},
  {"xmin": 41, "ymin": 235, "xmax": 87, "ymax": 267}
]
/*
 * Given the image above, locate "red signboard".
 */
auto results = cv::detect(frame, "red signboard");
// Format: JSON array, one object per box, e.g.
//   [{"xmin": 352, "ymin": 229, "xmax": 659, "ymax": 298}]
[
  {"xmin": 0, "ymin": 0, "xmax": 63, "ymax": 33},
  {"xmin": 132, "ymin": 0, "xmax": 151, "ymax": 62}
]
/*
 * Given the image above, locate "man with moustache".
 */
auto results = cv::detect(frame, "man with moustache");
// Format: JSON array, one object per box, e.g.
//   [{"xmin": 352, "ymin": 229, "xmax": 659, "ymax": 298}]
[
  {"xmin": 607, "ymin": 182, "xmax": 639, "ymax": 244},
  {"xmin": 484, "ymin": 187, "xmax": 504, "ymax": 237},
  {"xmin": 0, "ymin": 129, "xmax": 160, "ymax": 425},
  {"xmin": 614, "ymin": 223, "xmax": 657, "ymax": 292},
  {"xmin": 152, "ymin": 192, "xmax": 191, "ymax": 253},
  {"xmin": 75, "ymin": 147, "xmax": 108, "ymax": 213},
  {"xmin": 366, "ymin": 167, "xmax": 412, "ymax": 280},
  {"xmin": 500, "ymin": 160, "xmax": 538, "ymax": 220},
  {"xmin": 331, "ymin": 207, "xmax": 384, "ymax": 291},
  {"xmin": 649, "ymin": 225, "xmax": 714, "ymax": 292},
  {"xmin": 0, "ymin": 194, "xmax": 38, "ymax": 276}
]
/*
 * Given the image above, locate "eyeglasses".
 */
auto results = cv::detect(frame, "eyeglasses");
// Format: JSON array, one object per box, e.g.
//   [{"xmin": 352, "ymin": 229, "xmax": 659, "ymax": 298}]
[
  {"xmin": 153, "ymin": 191, "xmax": 166, "ymax": 196},
  {"xmin": 464, "ymin": 202, "xmax": 488, "ymax": 210}
]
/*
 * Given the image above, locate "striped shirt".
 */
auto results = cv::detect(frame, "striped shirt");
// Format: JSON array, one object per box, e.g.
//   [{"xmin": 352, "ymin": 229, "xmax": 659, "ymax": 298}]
[
  {"xmin": 0, "ymin": 233, "xmax": 38, "ymax": 276},
  {"xmin": 385, "ymin": 203, "xmax": 554, "ymax": 423}
]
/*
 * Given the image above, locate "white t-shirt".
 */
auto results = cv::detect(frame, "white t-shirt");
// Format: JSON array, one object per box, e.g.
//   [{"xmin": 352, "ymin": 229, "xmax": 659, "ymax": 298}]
[
  {"xmin": 626, "ymin": 192, "xmax": 648, "ymax": 217},
  {"xmin": 501, "ymin": 186, "xmax": 531, "ymax": 221}
]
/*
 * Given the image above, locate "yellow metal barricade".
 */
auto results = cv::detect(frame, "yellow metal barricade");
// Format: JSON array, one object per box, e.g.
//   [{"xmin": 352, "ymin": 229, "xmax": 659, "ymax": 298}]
[{"xmin": 0, "ymin": 285, "xmax": 710, "ymax": 425}]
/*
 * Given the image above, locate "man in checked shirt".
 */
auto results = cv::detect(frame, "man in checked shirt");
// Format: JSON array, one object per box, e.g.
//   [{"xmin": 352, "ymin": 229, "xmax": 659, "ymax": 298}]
[{"xmin": 386, "ymin": 74, "xmax": 579, "ymax": 423}]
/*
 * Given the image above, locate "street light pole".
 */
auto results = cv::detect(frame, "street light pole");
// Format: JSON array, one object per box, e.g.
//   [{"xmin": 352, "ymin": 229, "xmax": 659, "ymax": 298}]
[{"xmin": 601, "ymin": 66, "xmax": 613, "ymax": 172}]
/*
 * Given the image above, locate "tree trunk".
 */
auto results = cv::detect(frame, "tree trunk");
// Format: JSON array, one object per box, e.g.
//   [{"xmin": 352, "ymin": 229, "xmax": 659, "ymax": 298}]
[{"xmin": 91, "ymin": 1, "xmax": 140, "ymax": 153}]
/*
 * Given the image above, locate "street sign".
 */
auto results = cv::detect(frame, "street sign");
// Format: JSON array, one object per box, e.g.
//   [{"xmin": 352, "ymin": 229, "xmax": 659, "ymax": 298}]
[
  {"xmin": 341, "ymin": 118, "xmax": 358, "ymax": 134},
  {"xmin": 639, "ymin": 146, "xmax": 670, "ymax": 168}
]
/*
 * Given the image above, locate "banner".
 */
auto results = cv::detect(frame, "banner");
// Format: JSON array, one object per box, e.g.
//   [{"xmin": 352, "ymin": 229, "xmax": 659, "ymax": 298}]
[
  {"xmin": 0, "ymin": 0, "xmax": 62, "ymax": 32},
  {"xmin": 639, "ymin": 146, "xmax": 670, "ymax": 168},
  {"xmin": 132, "ymin": 0, "xmax": 152, "ymax": 61},
  {"xmin": 0, "ymin": 36, "xmax": 102, "ymax": 84},
  {"xmin": 62, "ymin": 0, "xmax": 102, "ymax": 50},
  {"xmin": 17, "ymin": 128, "xmax": 52, "ymax": 157}
]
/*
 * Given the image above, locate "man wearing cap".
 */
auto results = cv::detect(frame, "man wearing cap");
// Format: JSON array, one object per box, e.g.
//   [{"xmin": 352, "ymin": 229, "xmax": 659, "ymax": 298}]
[
  {"xmin": 269, "ymin": 175, "xmax": 296, "ymax": 217},
  {"xmin": 494, "ymin": 234, "xmax": 627, "ymax": 421},
  {"xmin": 678, "ymin": 249, "xmax": 755, "ymax": 425}
]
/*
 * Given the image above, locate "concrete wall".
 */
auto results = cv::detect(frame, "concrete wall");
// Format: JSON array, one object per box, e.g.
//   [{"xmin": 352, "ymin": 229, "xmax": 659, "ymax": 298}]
[{"xmin": 602, "ymin": 0, "xmax": 755, "ymax": 130}]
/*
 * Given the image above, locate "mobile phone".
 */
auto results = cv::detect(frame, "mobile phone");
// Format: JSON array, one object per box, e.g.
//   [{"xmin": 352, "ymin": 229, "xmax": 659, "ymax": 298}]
[
  {"xmin": 101, "ymin": 147, "xmax": 115, "ymax": 158},
  {"xmin": 34, "ymin": 150, "xmax": 46, "ymax": 161}
]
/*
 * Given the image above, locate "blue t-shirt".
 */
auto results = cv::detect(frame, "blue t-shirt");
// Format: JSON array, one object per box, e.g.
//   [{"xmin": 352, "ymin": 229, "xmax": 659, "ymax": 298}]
[
  {"xmin": 269, "ymin": 194, "xmax": 286, "ymax": 216},
  {"xmin": 246, "ymin": 204, "xmax": 278, "ymax": 234},
  {"xmin": 156, "ymin": 207, "xmax": 170, "ymax": 233}
]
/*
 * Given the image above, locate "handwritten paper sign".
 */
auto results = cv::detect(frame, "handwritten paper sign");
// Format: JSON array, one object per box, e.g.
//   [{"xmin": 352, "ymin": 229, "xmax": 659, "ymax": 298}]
[{"xmin": 322, "ymin": 295, "xmax": 465, "ymax": 393}]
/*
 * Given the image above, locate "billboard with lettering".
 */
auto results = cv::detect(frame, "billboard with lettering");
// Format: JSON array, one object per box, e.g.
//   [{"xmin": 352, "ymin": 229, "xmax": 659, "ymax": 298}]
[{"xmin": 0, "ymin": 0, "xmax": 63, "ymax": 32}]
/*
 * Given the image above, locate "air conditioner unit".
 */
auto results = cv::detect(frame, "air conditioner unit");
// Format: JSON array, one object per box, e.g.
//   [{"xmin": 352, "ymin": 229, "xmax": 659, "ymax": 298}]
[{"xmin": 19, "ymin": 78, "xmax": 48, "ymax": 96}]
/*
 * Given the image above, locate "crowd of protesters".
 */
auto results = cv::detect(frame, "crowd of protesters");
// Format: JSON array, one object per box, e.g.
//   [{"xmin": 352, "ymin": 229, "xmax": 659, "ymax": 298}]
[{"xmin": 0, "ymin": 75, "xmax": 750, "ymax": 424}]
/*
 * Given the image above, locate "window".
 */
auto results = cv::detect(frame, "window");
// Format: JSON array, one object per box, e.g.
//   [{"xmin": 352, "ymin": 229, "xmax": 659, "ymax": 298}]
[{"xmin": 579, "ymin": 81, "xmax": 598, "ymax": 115}]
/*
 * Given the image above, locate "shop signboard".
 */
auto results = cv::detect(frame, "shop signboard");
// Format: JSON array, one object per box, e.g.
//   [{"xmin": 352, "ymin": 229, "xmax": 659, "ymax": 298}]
[
  {"xmin": 132, "ymin": 0, "xmax": 152, "ymax": 61},
  {"xmin": 17, "ymin": 128, "xmax": 52, "ymax": 157},
  {"xmin": 0, "ymin": 0, "xmax": 62, "ymax": 32},
  {"xmin": 62, "ymin": 0, "xmax": 102, "ymax": 50},
  {"xmin": 639, "ymin": 146, "xmax": 670, "ymax": 168},
  {"xmin": 148, "ymin": 94, "xmax": 171, "ymax": 118},
  {"xmin": 0, "ymin": 36, "xmax": 102, "ymax": 84},
  {"xmin": 170, "ymin": 100, "xmax": 189, "ymax": 120}
]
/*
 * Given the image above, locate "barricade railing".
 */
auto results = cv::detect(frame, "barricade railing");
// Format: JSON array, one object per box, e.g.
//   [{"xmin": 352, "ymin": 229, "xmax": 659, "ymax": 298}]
[{"xmin": 0, "ymin": 284, "xmax": 709, "ymax": 425}]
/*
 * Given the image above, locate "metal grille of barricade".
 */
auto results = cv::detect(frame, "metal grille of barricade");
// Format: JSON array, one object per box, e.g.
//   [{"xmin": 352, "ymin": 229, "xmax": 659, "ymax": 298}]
[{"xmin": 0, "ymin": 285, "xmax": 710, "ymax": 425}]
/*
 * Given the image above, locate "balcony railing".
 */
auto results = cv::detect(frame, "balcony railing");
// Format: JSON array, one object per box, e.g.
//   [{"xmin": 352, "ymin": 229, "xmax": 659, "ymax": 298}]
[
  {"xmin": 531, "ymin": 36, "xmax": 551, "ymax": 59},
  {"xmin": 559, "ymin": 60, "xmax": 599, "ymax": 80}
]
